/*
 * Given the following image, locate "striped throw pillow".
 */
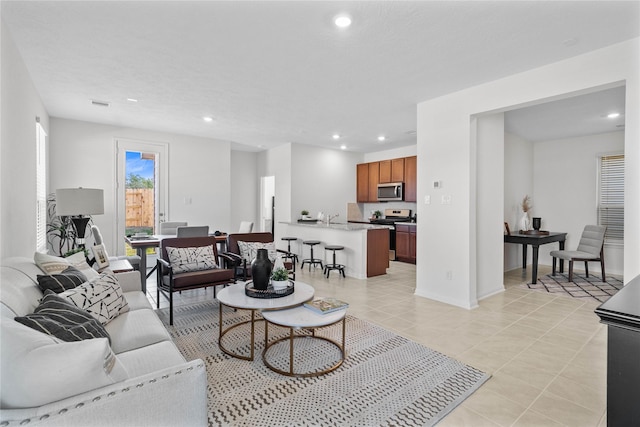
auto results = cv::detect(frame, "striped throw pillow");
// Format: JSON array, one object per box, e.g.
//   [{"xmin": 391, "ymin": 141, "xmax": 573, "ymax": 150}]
[
  {"xmin": 15, "ymin": 290, "xmax": 110, "ymax": 342},
  {"xmin": 36, "ymin": 266, "xmax": 87, "ymax": 293}
]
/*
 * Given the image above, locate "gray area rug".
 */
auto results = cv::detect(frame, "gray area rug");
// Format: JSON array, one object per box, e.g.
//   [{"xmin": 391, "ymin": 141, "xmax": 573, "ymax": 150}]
[
  {"xmin": 157, "ymin": 300, "xmax": 490, "ymax": 426},
  {"xmin": 525, "ymin": 272, "xmax": 623, "ymax": 303}
]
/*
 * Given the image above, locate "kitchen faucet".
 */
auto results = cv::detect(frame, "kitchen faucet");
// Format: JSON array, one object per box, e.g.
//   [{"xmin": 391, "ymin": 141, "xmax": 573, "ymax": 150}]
[{"xmin": 326, "ymin": 213, "xmax": 339, "ymax": 225}]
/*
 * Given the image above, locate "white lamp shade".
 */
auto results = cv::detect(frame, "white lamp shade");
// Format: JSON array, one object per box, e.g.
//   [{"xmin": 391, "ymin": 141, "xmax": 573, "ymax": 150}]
[{"xmin": 55, "ymin": 188, "xmax": 104, "ymax": 216}]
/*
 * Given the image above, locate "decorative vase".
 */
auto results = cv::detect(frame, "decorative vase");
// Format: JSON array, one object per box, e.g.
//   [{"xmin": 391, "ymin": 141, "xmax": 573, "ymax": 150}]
[
  {"xmin": 532, "ymin": 217, "xmax": 541, "ymax": 231},
  {"xmin": 251, "ymin": 248, "xmax": 272, "ymax": 290},
  {"xmin": 519, "ymin": 212, "xmax": 531, "ymax": 232}
]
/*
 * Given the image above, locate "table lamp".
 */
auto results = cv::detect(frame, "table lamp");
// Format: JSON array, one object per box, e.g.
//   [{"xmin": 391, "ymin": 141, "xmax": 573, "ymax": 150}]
[{"xmin": 55, "ymin": 188, "xmax": 104, "ymax": 247}]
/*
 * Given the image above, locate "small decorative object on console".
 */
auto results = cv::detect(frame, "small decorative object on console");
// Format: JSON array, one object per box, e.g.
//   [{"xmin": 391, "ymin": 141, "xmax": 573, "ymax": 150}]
[
  {"xmin": 271, "ymin": 267, "xmax": 289, "ymax": 290},
  {"xmin": 304, "ymin": 297, "xmax": 349, "ymax": 314}
]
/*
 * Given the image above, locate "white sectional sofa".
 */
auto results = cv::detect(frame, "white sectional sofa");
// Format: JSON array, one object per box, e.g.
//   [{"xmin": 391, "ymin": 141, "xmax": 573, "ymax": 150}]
[{"xmin": 0, "ymin": 256, "xmax": 207, "ymax": 426}]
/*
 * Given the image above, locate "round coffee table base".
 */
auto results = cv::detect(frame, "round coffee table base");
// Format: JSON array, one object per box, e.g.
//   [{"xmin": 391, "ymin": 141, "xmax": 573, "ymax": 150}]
[
  {"xmin": 262, "ymin": 319, "xmax": 346, "ymax": 378},
  {"xmin": 218, "ymin": 308, "xmax": 262, "ymax": 361}
]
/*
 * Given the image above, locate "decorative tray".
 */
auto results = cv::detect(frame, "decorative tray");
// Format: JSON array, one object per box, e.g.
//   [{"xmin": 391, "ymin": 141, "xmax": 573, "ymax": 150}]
[
  {"xmin": 245, "ymin": 280, "xmax": 295, "ymax": 298},
  {"xmin": 297, "ymin": 219, "xmax": 319, "ymax": 223},
  {"xmin": 521, "ymin": 230, "xmax": 549, "ymax": 235}
]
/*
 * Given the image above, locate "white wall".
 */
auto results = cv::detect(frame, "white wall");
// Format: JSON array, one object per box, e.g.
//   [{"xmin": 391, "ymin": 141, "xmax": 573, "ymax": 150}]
[
  {"xmin": 364, "ymin": 145, "xmax": 416, "ymax": 162},
  {"xmin": 475, "ymin": 113, "xmax": 506, "ymax": 301},
  {"xmin": 533, "ymin": 131, "xmax": 625, "ymax": 275},
  {"xmin": 1, "ymin": 21, "xmax": 50, "ymax": 259},
  {"xmin": 230, "ymin": 150, "xmax": 259, "ymax": 232},
  {"xmin": 504, "ymin": 132, "xmax": 534, "ymax": 271},
  {"xmin": 290, "ymin": 144, "xmax": 361, "ymax": 222},
  {"xmin": 258, "ymin": 143, "xmax": 292, "ymax": 248},
  {"xmin": 417, "ymin": 38, "xmax": 639, "ymax": 309},
  {"xmin": 49, "ymin": 118, "xmax": 232, "ymax": 256}
]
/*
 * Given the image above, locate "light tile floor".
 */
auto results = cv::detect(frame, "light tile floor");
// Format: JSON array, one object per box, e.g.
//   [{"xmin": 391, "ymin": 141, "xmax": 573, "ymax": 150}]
[{"xmin": 145, "ymin": 261, "xmax": 608, "ymax": 427}]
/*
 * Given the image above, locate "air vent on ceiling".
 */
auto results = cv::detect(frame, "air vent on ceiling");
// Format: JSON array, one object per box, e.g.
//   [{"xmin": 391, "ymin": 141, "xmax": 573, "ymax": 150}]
[{"xmin": 91, "ymin": 99, "xmax": 110, "ymax": 107}]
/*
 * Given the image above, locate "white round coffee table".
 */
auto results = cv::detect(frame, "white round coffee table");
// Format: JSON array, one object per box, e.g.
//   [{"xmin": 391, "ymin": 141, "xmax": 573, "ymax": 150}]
[
  {"xmin": 261, "ymin": 305, "xmax": 347, "ymax": 377},
  {"xmin": 217, "ymin": 282, "xmax": 314, "ymax": 360}
]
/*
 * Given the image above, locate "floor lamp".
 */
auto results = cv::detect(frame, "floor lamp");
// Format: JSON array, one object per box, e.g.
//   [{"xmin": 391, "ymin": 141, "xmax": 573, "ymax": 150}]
[{"xmin": 55, "ymin": 188, "xmax": 104, "ymax": 248}]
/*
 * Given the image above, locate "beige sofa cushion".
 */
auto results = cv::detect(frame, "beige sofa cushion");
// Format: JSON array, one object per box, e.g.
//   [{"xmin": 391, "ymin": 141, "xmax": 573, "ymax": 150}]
[{"xmin": 0, "ymin": 318, "xmax": 128, "ymax": 409}]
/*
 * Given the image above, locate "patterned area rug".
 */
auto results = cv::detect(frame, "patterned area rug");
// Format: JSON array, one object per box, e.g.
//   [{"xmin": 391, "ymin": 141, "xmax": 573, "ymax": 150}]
[
  {"xmin": 524, "ymin": 272, "xmax": 623, "ymax": 303},
  {"xmin": 156, "ymin": 301, "xmax": 489, "ymax": 427}
]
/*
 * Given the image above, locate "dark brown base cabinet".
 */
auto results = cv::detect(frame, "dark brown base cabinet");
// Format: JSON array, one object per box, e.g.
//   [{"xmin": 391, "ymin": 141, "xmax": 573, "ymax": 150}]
[
  {"xmin": 595, "ymin": 274, "xmax": 640, "ymax": 427},
  {"xmin": 395, "ymin": 224, "xmax": 416, "ymax": 264}
]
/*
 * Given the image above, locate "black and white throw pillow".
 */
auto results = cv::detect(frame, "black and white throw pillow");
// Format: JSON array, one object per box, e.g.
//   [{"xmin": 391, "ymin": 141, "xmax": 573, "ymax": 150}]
[
  {"xmin": 15, "ymin": 290, "xmax": 110, "ymax": 342},
  {"xmin": 60, "ymin": 271, "xmax": 129, "ymax": 325},
  {"xmin": 36, "ymin": 266, "xmax": 87, "ymax": 293},
  {"xmin": 165, "ymin": 245, "xmax": 218, "ymax": 273},
  {"xmin": 237, "ymin": 241, "xmax": 277, "ymax": 264}
]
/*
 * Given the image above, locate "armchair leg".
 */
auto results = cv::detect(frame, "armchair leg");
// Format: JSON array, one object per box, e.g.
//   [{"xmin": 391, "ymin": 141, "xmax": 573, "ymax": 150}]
[
  {"xmin": 552, "ymin": 257, "xmax": 557, "ymax": 276},
  {"xmin": 601, "ymin": 259, "xmax": 606, "ymax": 282},
  {"xmin": 169, "ymin": 290, "xmax": 174, "ymax": 326}
]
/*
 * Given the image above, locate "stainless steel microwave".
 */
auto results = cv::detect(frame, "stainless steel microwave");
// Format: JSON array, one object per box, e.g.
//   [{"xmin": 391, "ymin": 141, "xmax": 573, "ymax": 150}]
[{"xmin": 377, "ymin": 182, "xmax": 404, "ymax": 201}]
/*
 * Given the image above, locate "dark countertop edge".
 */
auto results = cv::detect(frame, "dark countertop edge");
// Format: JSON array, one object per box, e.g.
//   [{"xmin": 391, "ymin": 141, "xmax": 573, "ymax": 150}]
[{"xmin": 595, "ymin": 274, "xmax": 640, "ymax": 331}]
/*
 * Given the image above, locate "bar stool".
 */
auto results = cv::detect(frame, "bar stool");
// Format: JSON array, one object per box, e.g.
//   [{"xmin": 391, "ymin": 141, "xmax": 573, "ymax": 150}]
[
  {"xmin": 324, "ymin": 245, "xmax": 346, "ymax": 278},
  {"xmin": 300, "ymin": 240, "xmax": 323, "ymax": 271},
  {"xmin": 281, "ymin": 236, "xmax": 299, "ymax": 264}
]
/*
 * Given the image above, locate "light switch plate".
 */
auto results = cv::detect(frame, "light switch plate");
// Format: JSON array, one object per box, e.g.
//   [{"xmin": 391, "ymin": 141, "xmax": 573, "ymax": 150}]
[{"xmin": 424, "ymin": 195, "xmax": 431, "ymax": 204}]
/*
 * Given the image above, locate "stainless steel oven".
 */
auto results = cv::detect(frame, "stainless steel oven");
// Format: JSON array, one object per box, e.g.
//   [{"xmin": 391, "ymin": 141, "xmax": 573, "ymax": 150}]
[{"xmin": 369, "ymin": 208, "xmax": 412, "ymax": 260}]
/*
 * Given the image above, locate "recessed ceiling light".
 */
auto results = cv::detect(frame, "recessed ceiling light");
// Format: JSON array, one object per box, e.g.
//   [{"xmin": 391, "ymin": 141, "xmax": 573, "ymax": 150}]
[
  {"xmin": 332, "ymin": 134, "xmax": 340, "ymax": 140},
  {"xmin": 340, "ymin": 145, "xmax": 347, "ymax": 150},
  {"xmin": 607, "ymin": 112, "xmax": 620, "ymax": 119},
  {"xmin": 203, "ymin": 116, "xmax": 213, "ymax": 122},
  {"xmin": 377, "ymin": 136, "xmax": 386, "ymax": 142},
  {"xmin": 127, "ymin": 98, "xmax": 138, "ymax": 103},
  {"xmin": 334, "ymin": 15, "xmax": 352, "ymax": 28}
]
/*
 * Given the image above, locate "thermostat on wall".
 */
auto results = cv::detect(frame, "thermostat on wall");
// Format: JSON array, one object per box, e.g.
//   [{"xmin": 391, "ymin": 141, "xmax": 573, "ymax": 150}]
[{"xmin": 433, "ymin": 180, "xmax": 442, "ymax": 189}]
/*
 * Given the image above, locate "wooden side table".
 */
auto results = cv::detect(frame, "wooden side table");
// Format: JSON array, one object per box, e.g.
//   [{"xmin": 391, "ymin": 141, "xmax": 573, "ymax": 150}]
[{"xmin": 108, "ymin": 259, "xmax": 134, "ymax": 273}]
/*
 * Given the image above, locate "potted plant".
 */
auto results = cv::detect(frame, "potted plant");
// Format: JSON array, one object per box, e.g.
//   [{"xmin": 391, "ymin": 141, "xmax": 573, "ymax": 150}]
[
  {"xmin": 373, "ymin": 210, "xmax": 383, "ymax": 219},
  {"xmin": 301, "ymin": 209, "xmax": 310, "ymax": 220},
  {"xmin": 271, "ymin": 267, "xmax": 290, "ymax": 290}
]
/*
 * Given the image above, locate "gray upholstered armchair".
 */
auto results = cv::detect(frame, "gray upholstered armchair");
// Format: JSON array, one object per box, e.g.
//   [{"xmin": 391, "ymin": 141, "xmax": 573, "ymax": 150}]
[{"xmin": 550, "ymin": 225, "xmax": 606, "ymax": 282}]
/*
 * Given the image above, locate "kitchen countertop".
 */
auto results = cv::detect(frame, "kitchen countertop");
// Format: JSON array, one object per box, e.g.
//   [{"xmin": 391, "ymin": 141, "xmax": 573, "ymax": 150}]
[{"xmin": 282, "ymin": 221, "xmax": 391, "ymax": 231}]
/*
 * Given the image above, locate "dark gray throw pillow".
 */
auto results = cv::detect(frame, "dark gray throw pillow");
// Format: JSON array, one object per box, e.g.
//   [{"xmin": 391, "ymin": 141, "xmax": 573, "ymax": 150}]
[
  {"xmin": 37, "ymin": 265, "xmax": 87, "ymax": 293},
  {"xmin": 15, "ymin": 290, "xmax": 110, "ymax": 343}
]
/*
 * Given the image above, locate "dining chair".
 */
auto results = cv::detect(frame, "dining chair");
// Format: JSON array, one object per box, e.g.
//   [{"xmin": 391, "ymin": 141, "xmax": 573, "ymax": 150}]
[
  {"xmin": 550, "ymin": 225, "xmax": 606, "ymax": 282},
  {"xmin": 238, "ymin": 221, "xmax": 254, "ymax": 233},
  {"xmin": 159, "ymin": 221, "xmax": 188, "ymax": 235},
  {"xmin": 176, "ymin": 225, "xmax": 209, "ymax": 237}
]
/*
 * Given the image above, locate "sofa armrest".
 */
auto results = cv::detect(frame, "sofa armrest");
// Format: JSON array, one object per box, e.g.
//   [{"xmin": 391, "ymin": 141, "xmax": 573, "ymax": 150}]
[
  {"xmin": 0, "ymin": 359, "xmax": 207, "ymax": 427},
  {"xmin": 114, "ymin": 271, "xmax": 142, "ymax": 293}
]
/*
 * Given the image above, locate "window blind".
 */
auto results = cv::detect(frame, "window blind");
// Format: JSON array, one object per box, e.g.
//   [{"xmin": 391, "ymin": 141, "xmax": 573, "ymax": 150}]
[
  {"xmin": 598, "ymin": 154, "xmax": 624, "ymax": 242},
  {"xmin": 36, "ymin": 122, "xmax": 47, "ymax": 253}
]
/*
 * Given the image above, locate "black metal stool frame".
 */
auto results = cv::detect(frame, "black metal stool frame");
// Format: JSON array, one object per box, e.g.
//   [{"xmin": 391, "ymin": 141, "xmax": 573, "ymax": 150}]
[
  {"xmin": 300, "ymin": 240, "xmax": 323, "ymax": 271},
  {"xmin": 324, "ymin": 245, "xmax": 346, "ymax": 278}
]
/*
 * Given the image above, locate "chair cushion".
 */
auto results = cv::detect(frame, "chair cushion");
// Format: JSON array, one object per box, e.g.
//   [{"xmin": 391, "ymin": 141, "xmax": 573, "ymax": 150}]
[
  {"xmin": 14, "ymin": 290, "xmax": 110, "ymax": 343},
  {"xmin": 60, "ymin": 271, "xmax": 130, "ymax": 325},
  {"xmin": 36, "ymin": 265, "xmax": 87, "ymax": 293},
  {"xmin": 164, "ymin": 268, "xmax": 235, "ymax": 289},
  {"xmin": 237, "ymin": 241, "xmax": 277, "ymax": 264},
  {"xmin": 550, "ymin": 250, "xmax": 599, "ymax": 261},
  {"xmin": 165, "ymin": 245, "xmax": 218, "ymax": 273}
]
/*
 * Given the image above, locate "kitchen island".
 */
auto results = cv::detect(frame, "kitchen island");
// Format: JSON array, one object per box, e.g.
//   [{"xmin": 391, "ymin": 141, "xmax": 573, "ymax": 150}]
[{"xmin": 279, "ymin": 222, "xmax": 390, "ymax": 279}]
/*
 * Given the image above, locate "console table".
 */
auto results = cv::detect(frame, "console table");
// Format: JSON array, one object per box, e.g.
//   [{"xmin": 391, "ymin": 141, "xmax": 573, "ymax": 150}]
[
  {"xmin": 504, "ymin": 232, "xmax": 567, "ymax": 284},
  {"xmin": 595, "ymin": 274, "xmax": 640, "ymax": 427}
]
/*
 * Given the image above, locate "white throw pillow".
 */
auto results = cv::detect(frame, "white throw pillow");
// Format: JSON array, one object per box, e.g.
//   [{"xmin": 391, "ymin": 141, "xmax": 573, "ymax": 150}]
[
  {"xmin": 165, "ymin": 245, "xmax": 218, "ymax": 273},
  {"xmin": 60, "ymin": 272, "xmax": 130, "ymax": 325},
  {"xmin": 66, "ymin": 251, "xmax": 100, "ymax": 280},
  {"xmin": 34, "ymin": 252, "xmax": 70, "ymax": 275},
  {"xmin": 237, "ymin": 241, "xmax": 277, "ymax": 264},
  {"xmin": 0, "ymin": 318, "xmax": 128, "ymax": 409}
]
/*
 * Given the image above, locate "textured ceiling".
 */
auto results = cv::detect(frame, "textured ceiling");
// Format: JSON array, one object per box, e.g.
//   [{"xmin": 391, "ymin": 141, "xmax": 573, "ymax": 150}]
[{"xmin": 2, "ymin": 1, "xmax": 638, "ymax": 152}]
